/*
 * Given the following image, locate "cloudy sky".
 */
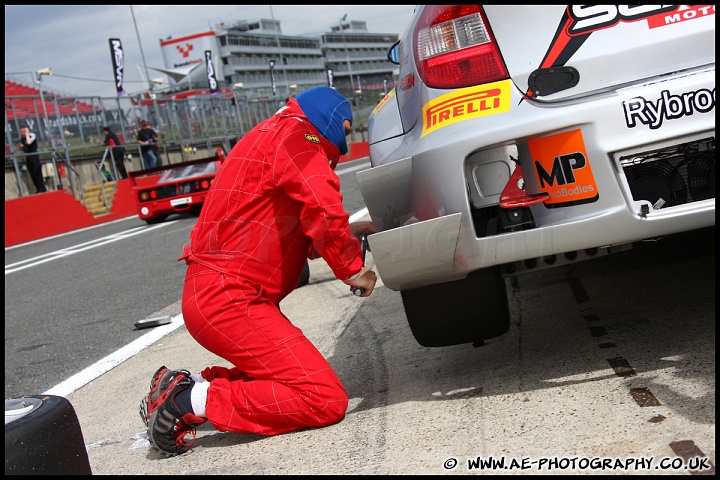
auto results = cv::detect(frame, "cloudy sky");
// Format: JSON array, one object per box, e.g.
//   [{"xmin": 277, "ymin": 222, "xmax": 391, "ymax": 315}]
[{"xmin": 5, "ymin": 5, "xmax": 417, "ymax": 99}]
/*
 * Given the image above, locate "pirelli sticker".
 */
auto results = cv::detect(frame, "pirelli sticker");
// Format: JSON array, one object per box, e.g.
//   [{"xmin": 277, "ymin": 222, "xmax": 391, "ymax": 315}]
[
  {"xmin": 529, "ymin": 129, "xmax": 599, "ymax": 207},
  {"xmin": 372, "ymin": 89, "xmax": 395, "ymax": 116},
  {"xmin": 421, "ymin": 80, "xmax": 512, "ymax": 137},
  {"xmin": 305, "ymin": 134, "xmax": 321, "ymax": 144}
]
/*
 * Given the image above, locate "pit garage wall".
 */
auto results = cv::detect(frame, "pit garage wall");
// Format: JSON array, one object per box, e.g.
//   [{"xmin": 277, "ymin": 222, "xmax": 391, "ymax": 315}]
[{"xmin": 4, "ymin": 142, "xmax": 369, "ymax": 247}]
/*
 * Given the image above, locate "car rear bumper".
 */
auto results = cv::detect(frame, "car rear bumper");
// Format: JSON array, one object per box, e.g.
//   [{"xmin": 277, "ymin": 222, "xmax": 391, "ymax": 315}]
[
  {"xmin": 136, "ymin": 194, "xmax": 204, "ymax": 220},
  {"xmin": 359, "ymin": 66, "xmax": 715, "ymax": 291}
]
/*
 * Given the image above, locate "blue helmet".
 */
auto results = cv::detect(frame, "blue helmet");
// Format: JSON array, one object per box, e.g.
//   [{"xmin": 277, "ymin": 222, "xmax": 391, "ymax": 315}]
[{"xmin": 295, "ymin": 86, "xmax": 352, "ymax": 155}]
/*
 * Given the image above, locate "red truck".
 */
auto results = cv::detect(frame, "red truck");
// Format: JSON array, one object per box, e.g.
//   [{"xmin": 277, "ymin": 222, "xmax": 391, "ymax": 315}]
[{"xmin": 128, "ymin": 147, "xmax": 226, "ymax": 224}]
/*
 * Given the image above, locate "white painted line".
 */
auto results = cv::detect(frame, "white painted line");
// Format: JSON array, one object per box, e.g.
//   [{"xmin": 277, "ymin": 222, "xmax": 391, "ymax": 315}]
[
  {"xmin": 4, "ymin": 215, "xmax": 140, "ymax": 251},
  {"xmin": 349, "ymin": 207, "xmax": 369, "ymax": 222},
  {"xmin": 5, "ymin": 221, "xmax": 176, "ymax": 274},
  {"xmin": 336, "ymin": 162, "xmax": 370, "ymax": 176},
  {"xmin": 41, "ymin": 207, "xmax": 370, "ymax": 397},
  {"xmin": 43, "ymin": 314, "xmax": 186, "ymax": 397}
]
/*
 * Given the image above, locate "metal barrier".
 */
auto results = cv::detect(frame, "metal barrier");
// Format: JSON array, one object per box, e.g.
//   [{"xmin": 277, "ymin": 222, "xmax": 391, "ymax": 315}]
[{"xmin": 5, "ymin": 88, "xmax": 377, "ymax": 200}]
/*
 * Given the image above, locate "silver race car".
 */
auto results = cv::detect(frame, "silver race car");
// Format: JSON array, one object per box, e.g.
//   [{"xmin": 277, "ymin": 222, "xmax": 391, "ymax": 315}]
[{"xmin": 358, "ymin": 5, "xmax": 715, "ymax": 347}]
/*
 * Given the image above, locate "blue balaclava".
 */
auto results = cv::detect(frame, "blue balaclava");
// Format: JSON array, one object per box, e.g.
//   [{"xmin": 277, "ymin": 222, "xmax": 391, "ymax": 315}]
[{"xmin": 295, "ymin": 86, "xmax": 352, "ymax": 155}]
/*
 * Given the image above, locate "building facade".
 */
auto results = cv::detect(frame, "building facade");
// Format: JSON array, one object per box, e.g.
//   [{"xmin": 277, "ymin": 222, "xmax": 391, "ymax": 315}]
[
  {"xmin": 215, "ymin": 18, "xmax": 325, "ymax": 98},
  {"xmin": 322, "ymin": 19, "xmax": 399, "ymax": 96},
  {"xmin": 156, "ymin": 17, "xmax": 398, "ymax": 100}
]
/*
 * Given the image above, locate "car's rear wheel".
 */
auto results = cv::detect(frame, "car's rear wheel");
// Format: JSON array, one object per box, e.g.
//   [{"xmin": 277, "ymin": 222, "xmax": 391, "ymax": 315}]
[
  {"xmin": 400, "ymin": 267, "xmax": 510, "ymax": 347},
  {"xmin": 296, "ymin": 260, "xmax": 310, "ymax": 288},
  {"xmin": 189, "ymin": 204, "xmax": 203, "ymax": 216}
]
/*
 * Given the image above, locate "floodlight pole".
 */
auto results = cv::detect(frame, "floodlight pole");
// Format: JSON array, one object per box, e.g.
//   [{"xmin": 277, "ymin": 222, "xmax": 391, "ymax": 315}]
[
  {"xmin": 340, "ymin": 15, "xmax": 354, "ymax": 90},
  {"xmin": 35, "ymin": 70, "xmax": 54, "ymax": 149},
  {"xmin": 130, "ymin": 6, "xmax": 152, "ymax": 95},
  {"xmin": 232, "ymin": 83, "xmax": 246, "ymax": 136},
  {"xmin": 268, "ymin": 6, "xmax": 289, "ymax": 93},
  {"xmin": 130, "ymin": 5, "xmax": 163, "ymax": 128},
  {"xmin": 36, "ymin": 68, "xmax": 64, "ymax": 190}
]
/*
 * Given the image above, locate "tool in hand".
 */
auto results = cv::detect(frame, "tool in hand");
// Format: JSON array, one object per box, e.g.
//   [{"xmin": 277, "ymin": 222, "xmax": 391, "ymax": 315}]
[{"xmin": 353, "ymin": 234, "xmax": 368, "ymax": 297}]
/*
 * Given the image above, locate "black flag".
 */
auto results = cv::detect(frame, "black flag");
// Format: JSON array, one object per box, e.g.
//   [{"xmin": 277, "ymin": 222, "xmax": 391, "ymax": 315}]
[
  {"xmin": 205, "ymin": 50, "xmax": 219, "ymax": 95},
  {"xmin": 109, "ymin": 38, "xmax": 125, "ymax": 96}
]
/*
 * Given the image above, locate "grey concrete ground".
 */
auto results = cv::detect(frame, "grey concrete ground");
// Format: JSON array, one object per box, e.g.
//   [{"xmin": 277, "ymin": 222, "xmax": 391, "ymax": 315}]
[{"xmin": 65, "ymin": 242, "xmax": 715, "ymax": 475}]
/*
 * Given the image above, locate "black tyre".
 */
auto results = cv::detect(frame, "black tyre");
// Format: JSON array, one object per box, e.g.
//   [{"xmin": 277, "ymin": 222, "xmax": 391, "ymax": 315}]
[
  {"xmin": 144, "ymin": 215, "xmax": 168, "ymax": 225},
  {"xmin": 296, "ymin": 260, "xmax": 310, "ymax": 288},
  {"xmin": 5, "ymin": 395, "xmax": 92, "ymax": 475},
  {"xmin": 400, "ymin": 267, "xmax": 510, "ymax": 347},
  {"xmin": 189, "ymin": 204, "xmax": 203, "ymax": 216}
]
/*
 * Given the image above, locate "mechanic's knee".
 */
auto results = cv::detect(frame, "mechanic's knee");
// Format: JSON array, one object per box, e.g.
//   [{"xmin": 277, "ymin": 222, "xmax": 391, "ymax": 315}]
[{"xmin": 315, "ymin": 393, "xmax": 349, "ymax": 426}]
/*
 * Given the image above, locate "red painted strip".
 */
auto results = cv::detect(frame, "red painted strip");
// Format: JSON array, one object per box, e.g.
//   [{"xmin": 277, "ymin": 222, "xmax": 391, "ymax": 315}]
[
  {"xmin": 160, "ymin": 31, "xmax": 215, "ymax": 47},
  {"xmin": 5, "ymin": 143, "xmax": 369, "ymax": 247}
]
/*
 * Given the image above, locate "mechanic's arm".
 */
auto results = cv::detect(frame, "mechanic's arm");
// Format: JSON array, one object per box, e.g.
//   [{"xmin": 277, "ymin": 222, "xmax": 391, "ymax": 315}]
[
  {"xmin": 345, "ymin": 222, "xmax": 378, "ymax": 296},
  {"xmin": 310, "ymin": 221, "xmax": 377, "ymax": 259},
  {"xmin": 350, "ymin": 220, "xmax": 377, "ymax": 239},
  {"xmin": 277, "ymin": 137, "xmax": 377, "ymax": 291}
]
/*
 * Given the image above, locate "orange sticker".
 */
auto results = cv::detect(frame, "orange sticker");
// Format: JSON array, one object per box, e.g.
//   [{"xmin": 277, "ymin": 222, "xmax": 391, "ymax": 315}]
[
  {"xmin": 528, "ymin": 129, "xmax": 599, "ymax": 207},
  {"xmin": 421, "ymin": 80, "xmax": 512, "ymax": 137}
]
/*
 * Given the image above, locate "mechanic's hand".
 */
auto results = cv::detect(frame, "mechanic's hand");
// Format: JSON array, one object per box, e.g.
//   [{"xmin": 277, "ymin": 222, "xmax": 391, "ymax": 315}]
[
  {"xmin": 350, "ymin": 221, "xmax": 377, "ymax": 242},
  {"xmin": 343, "ymin": 267, "xmax": 377, "ymax": 297}
]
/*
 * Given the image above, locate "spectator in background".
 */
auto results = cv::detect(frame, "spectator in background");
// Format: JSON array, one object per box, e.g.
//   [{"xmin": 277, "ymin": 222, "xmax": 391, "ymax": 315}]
[
  {"xmin": 102, "ymin": 126, "xmax": 128, "ymax": 179},
  {"xmin": 136, "ymin": 121, "xmax": 159, "ymax": 169},
  {"xmin": 17, "ymin": 124, "xmax": 46, "ymax": 194},
  {"xmin": 147, "ymin": 122, "xmax": 161, "ymax": 165}
]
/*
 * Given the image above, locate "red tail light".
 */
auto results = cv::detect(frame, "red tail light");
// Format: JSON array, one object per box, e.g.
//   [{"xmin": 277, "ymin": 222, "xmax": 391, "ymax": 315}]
[{"xmin": 414, "ymin": 5, "xmax": 508, "ymax": 89}]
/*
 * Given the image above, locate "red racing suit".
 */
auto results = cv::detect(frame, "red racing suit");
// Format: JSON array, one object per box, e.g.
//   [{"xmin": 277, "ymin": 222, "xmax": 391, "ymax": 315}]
[{"xmin": 179, "ymin": 98, "xmax": 363, "ymax": 435}]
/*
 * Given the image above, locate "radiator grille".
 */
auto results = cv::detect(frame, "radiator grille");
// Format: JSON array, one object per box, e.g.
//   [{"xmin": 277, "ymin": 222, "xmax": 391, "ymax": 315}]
[{"xmin": 619, "ymin": 136, "xmax": 715, "ymax": 208}]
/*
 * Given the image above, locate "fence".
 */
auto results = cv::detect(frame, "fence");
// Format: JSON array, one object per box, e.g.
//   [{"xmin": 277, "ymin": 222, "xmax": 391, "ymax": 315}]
[{"xmin": 5, "ymin": 84, "xmax": 381, "ymax": 201}]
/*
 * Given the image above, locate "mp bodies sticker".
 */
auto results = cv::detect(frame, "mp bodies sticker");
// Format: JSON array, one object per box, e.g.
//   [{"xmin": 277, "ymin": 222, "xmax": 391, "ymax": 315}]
[
  {"xmin": 421, "ymin": 80, "xmax": 512, "ymax": 137},
  {"xmin": 529, "ymin": 129, "xmax": 599, "ymax": 207}
]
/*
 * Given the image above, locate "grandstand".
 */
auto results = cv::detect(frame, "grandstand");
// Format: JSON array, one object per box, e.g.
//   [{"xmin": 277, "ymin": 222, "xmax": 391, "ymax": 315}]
[{"xmin": 5, "ymin": 79, "xmax": 99, "ymax": 121}]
